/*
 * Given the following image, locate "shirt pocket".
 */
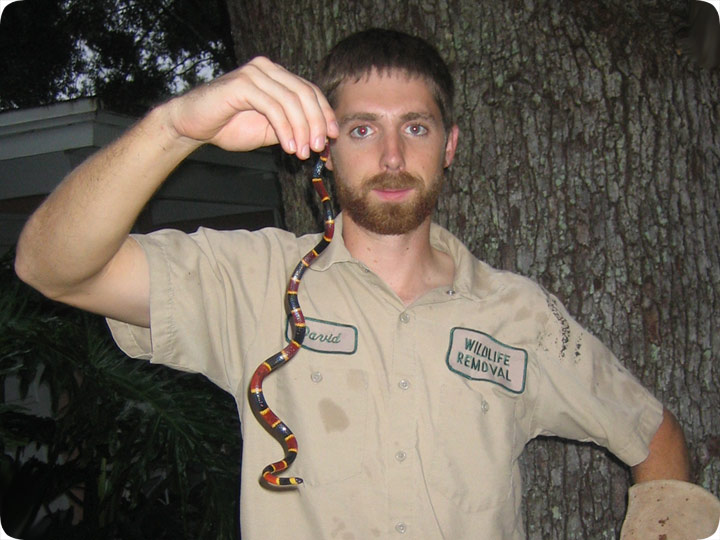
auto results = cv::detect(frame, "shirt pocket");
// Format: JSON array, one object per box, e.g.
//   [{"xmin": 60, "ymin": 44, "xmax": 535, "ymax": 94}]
[
  {"xmin": 428, "ymin": 381, "xmax": 519, "ymax": 511},
  {"xmin": 274, "ymin": 366, "xmax": 369, "ymax": 486}
]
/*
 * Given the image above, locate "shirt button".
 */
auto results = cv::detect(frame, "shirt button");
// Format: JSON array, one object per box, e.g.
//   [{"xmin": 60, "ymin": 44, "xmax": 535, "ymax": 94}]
[
  {"xmin": 446, "ymin": 288, "xmax": 456, "ymax": 296},
  {"xmin": 398, "ymin": 379, "xmax": 410, "ymax": 391},
  {"xmin": 395, "ymin": 522, "xmax": 407, "ymax": 534},
  {"xmin": 310, "ymin": 371, "xmax": 323, "ymax": 383},
  {"xmin": 399, "ymin": 312, "xmax": 410, "ymax": 324},
  {"xmin": 395, "ymin": 450, "xmax": 407, "ymax": 462}
]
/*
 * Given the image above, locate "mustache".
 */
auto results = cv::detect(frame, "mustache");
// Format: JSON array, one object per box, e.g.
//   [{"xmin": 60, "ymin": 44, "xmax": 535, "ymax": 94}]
[{"xmin": 363, "ymin": 171, "xmax": 424, "ymax": 191}]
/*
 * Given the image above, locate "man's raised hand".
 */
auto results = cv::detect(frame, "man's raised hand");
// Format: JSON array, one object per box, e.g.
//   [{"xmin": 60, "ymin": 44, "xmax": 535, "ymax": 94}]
[{"xmin": 165, "ymin": 57, "xmax": 338, "ymax": 158}]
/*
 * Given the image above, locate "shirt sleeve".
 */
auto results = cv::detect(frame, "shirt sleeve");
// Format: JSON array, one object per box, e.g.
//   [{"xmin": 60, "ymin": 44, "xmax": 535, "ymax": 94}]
[
  {"xmin": 529, "ymin": 292, "xmax": 664, "ymax": 467},
  {"xmin": 106, "ymin": 226, "xmax": 299, "ymax": 394}
]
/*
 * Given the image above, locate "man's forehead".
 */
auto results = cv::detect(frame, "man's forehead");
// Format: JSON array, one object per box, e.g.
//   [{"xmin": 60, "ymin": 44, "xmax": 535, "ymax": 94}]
[
  {"xmin": 336, "ymin": 67, "xmax": 433, "ymax": 93},
  {"xmin": 333, "ymin": 69, "xmax": 442, "ymax": 117}
]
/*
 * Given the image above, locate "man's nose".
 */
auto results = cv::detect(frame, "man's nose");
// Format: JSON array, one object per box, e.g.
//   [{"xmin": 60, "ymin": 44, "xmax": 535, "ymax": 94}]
[{"xmin": 380, "ymin": 131, "xmax": 405, "ymax": 172}]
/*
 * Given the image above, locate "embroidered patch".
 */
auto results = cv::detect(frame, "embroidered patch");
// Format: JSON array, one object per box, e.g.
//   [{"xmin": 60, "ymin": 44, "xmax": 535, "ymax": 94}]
[
  {"xmin": 285, "ymin": 316, "xmax": 358, "ymax": 355},
  {"xmin": 445, "ymin": 327, "xmax": 527, "ymax": 393}
]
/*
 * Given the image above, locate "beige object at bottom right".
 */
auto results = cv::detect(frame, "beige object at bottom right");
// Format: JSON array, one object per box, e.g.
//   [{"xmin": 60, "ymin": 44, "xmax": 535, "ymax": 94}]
[{"xmin": 621, "ymin": 479, "xmax": 720, "ymax": 540}]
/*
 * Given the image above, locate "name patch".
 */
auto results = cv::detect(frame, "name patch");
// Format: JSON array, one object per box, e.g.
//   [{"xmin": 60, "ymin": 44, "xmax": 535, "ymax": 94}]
[
  {"xmin": 446, "ymin": 327, "xmax": 527, "ymax": 393},
  {"xmin": 286, "ymin": 316, "xmax": 358, "ymax": 355}
]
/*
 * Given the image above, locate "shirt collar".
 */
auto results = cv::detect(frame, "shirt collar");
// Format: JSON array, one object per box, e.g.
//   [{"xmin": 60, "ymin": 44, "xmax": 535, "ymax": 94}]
[
  {"xmin": 428, "ymin": 221, "xmax": 482, "ymax": 297},
  {"xmin": 311, "ymin": 213, "xmax": 487, "ymax": 298}
]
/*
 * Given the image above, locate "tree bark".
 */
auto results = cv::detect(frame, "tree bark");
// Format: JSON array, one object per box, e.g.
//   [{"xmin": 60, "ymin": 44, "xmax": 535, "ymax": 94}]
[{"xmin": 226, "ymin": 1, "xmax": 720, "ymax": 537}]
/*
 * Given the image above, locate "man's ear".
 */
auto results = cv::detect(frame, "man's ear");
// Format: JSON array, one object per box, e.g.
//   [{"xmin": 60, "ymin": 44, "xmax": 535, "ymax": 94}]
[{"xmin": 443, "ymin": 125, "xmax": 459, "ymax": 168}]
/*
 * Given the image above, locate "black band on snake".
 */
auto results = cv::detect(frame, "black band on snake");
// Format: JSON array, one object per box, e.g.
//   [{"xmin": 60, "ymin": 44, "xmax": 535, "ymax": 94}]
[{"xmin": 248, "ymin": 145, "xmax": 334, "ymax": 488}]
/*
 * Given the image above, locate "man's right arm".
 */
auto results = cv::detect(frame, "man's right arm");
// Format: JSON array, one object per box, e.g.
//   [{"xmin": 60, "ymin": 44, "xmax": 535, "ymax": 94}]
[{"xmin": 14, "ymin": 57, "xmax": 338, "ymax": 328}]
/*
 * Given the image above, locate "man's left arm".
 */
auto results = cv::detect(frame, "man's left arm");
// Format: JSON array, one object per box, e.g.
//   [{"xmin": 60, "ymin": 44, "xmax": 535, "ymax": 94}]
[{"xmin": 630, "ymin": 407, "xmax": 690, "ymax": 483}]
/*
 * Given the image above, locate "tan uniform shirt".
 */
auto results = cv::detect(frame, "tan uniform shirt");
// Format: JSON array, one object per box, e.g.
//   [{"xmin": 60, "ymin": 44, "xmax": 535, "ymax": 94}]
[{"xmin": 108, "ymin": 214, "xmax": 663, "ymax": 539}]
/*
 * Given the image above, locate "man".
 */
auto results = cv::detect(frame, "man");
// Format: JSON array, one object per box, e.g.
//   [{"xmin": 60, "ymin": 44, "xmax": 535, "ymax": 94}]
[{"xmin": 14, "ymin": 28, "xmax": 713, "ymax": 538}]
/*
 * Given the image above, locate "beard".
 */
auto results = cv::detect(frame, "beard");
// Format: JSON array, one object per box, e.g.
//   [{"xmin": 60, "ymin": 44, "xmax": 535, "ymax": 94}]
[{"xmin": 334, "ymin": 170, "xmax": 443, "ymax": 235}]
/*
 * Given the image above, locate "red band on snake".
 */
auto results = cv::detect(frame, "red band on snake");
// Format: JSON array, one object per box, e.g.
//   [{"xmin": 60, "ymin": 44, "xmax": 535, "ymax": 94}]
[{"xmin": 248, "ymin": 145, "xmax": 334, "ymax": 487}]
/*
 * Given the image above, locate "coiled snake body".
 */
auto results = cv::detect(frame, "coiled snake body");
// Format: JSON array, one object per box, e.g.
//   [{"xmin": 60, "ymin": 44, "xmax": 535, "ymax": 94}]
[{"xmin": 248, "ymin": 148, "xmax": 334, "ymax": 487}]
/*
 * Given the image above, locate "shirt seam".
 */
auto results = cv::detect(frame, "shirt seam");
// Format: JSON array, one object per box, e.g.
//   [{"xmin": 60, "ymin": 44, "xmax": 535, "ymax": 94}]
[{"xmin": 156, "ymin": 238, "xmax": 179, "ymax": 370}]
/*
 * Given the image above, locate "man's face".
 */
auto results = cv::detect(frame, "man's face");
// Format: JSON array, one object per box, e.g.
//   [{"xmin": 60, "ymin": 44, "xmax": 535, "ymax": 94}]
[{"xmin": 326, "ymin": 69, "xmax": 458, "ymax": 235}]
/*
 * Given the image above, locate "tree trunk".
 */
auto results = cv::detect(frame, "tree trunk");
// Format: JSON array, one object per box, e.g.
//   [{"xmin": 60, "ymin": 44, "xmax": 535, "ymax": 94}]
[{"xmin": 226, "ymin": 1, "xmax": 720, "ymax": 537}]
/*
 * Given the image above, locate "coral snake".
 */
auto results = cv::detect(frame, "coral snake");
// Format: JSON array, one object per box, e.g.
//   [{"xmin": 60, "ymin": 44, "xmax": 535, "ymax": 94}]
[{"xmin": 248, "ymin": 146, "xmax": 334, "ymax": 487}]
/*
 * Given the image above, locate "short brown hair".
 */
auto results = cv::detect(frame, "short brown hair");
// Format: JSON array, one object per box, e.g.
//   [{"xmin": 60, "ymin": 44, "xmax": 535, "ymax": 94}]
[{"xmin": 316, "ymin": 28, "xmax": 454, "ymax": 129}]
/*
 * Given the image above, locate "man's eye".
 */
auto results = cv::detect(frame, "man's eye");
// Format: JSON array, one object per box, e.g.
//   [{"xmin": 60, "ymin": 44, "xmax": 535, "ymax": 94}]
[
  {"xmin": 406, "ymin": 124, "xmax": 428, "ymax": 136},
  {"xmin": 350, "ymin": 125, "xmax": 373, "ymax": 138}
]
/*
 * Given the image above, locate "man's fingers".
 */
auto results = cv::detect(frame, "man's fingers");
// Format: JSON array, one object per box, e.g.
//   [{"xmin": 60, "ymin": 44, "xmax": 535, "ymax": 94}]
[
  {"xmin": 243, "ymin": 58, "xmax": 337, "ymax": 158},
  {"xmin": 170, "ymin": 57, "xmax": 337, "ymax": 158},
  {"xmin": 303, "ymin": 79, "xmax": 339, "ymax": 148}
]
